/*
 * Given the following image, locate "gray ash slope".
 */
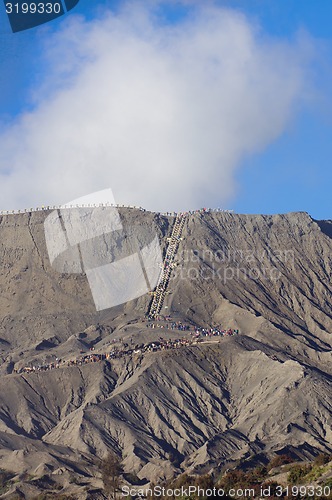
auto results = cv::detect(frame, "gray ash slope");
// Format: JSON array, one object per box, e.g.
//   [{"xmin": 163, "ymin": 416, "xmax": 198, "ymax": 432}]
[{"xmin": 0, "ymin": 208, "xmax": 331, "ymax": 484}]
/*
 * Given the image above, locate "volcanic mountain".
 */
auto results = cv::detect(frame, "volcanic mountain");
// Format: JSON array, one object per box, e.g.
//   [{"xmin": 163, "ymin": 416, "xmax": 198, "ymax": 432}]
[{"xmin": 0, "ymin": 208, "xmax": 331, "ymax": 498}]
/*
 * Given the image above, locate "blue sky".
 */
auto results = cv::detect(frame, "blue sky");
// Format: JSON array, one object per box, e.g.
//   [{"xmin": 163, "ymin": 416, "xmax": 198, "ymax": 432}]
[{"xmin": 0, "ymin": 0, "xmax": 331, "ymax": 219}]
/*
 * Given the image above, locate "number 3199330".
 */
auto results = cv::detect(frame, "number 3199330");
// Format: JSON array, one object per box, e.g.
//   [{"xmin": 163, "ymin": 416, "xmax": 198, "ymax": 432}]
[{"xmin": 5, "ymin": 3, "xmax": 62, "ymax": 14}]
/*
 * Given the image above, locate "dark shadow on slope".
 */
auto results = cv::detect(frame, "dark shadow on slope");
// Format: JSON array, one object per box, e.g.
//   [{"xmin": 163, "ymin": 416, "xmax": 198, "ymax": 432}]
[
  {"xmin": 233, "ymin": 333, "xmax": 332, "ymax": 381},
  {"xmin": 0, "ymin": 411, "xmax": 32, "ymax": 438},
  {"xmin": 277, "ymin": 442, "xmax": 332, "ymax": 461},
  {"xmin": 315, "ymin": 220, "xmax": 332, "ymax": 239},
  {"xmin": 133, "ymin": 440, "xmax": 184, "ymax": 469},
  {"xmin": 35, "ymin": 339, "xmax": 58, "ymax": 351},
  {"xmin": 269, "ymin": 320, "xmax": 332, "ymax": 352}
]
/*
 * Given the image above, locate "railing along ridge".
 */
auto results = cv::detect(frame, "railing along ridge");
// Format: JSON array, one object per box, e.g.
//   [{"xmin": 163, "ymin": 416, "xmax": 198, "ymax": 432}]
[{"xmin": 0, "ymin": 205, "xmax": 234, "ymax": 216}]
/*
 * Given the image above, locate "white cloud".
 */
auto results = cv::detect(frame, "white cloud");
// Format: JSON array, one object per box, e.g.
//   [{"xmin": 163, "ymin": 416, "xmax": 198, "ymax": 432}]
[{"xmin": 0, "ymin": 1, "xmax": 314, "ymax": 211}]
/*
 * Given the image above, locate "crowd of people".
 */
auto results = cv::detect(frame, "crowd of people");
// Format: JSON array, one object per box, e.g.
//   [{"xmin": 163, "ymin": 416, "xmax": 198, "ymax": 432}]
[
  {"xmin": 13, "ymin": 348, "xmax": 126, "ymax": 374},
  {"xmin": 13, "ymin": 319, "xmax": 239, "ymax": 375},
  {"xmin": 145, "ymin": 319, "xmax": 239, "ymax": 338},
  {"xmin": 13, "ymin": 338, "xmax": 190, "ymax": 375}
]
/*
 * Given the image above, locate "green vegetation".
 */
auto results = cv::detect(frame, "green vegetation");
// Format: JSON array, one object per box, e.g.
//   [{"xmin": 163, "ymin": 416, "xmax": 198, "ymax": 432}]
[
  {"xmin": 3, "ymin": 453, "xmax": 332, "ymax": 499},
  {"xmin": 100, "ymin": 450, "xmax": 124, "ymax": 499},
  {"xmin": 288, "ymin": 464, "xmax": 313, "ymax": 484},
  {"xmin": 153, "ymin": 454, "xmax": 332, "ymax": 500},
  {"xmin": 0, "ymin": 469, "xmax": 14, "ymax": 494},
  {"xmin": 314, "ymin": 454, "xmax": 332, "ymax": 467},
  {"xmin": 305, "ymin": 464, "xmax": 330, "ymax": 483},
  {"xmin": 286, "ymin": 455, "xmax": 332, "ymax": 486},
  {"xmin": 267, "ymin": 454, "xmax": 294, "ymax": 470}
]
